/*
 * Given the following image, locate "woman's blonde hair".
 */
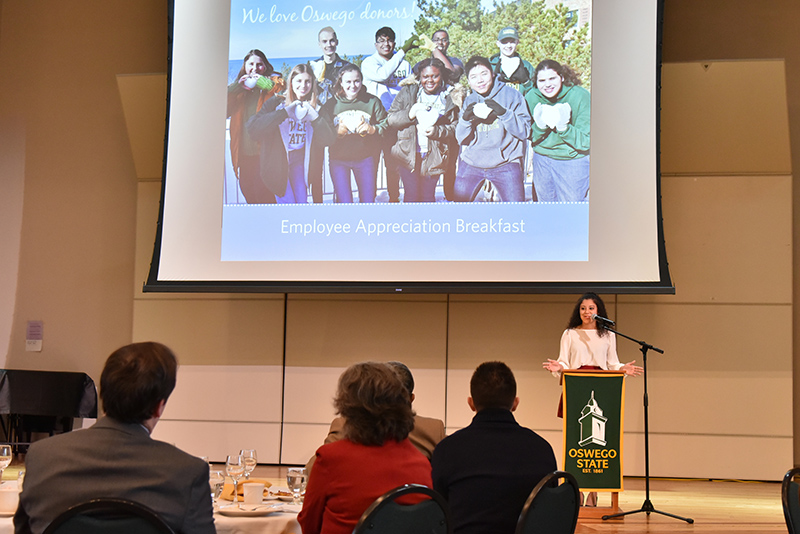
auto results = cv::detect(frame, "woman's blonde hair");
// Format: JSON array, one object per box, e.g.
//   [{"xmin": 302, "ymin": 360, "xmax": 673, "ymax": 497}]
[{"xmin": 285, "ymin": 63, "xmax": 319, "ymax": 108}]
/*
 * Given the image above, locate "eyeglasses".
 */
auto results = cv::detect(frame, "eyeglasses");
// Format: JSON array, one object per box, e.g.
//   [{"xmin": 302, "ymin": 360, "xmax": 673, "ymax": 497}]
[{"xmin": 376, "ymin": 38, "xmax": 394, "ymax": 44}]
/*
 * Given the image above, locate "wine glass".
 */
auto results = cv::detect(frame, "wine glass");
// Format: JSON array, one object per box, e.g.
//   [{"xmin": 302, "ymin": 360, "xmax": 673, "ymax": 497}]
[
  {"xmin": 286, "ymin": 467, "xmax": 307, "ymax": 506},
  {"xmin": 240, "ymin": 449, "xmax": 257, "ymax": 479},
  {"xmin": 209, "ymin": 470, "xmax": 225, "ymax": 507},
  {"xmin": 0, "ymin": 445, "xmax": 12, "ymax": 482},
  {"xmin": 224, "ymin": 454, "xmax": 245, "ymax": 508}
]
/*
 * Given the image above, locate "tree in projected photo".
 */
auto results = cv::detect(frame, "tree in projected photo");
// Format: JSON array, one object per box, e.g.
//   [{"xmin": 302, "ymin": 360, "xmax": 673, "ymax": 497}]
[{"xmin": 409, "ymin": 0, "xmax": 591, "ymax": 90}]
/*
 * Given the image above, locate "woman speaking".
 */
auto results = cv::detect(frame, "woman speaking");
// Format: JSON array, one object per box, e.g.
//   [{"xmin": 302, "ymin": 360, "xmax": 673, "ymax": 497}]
[
  {"xmin": 542, "ymin": 292, "xmax": 643, "ymax": 379},
  {"xmin": 542, "ymin": 292, "xmax": 642, "ymax": 507}
]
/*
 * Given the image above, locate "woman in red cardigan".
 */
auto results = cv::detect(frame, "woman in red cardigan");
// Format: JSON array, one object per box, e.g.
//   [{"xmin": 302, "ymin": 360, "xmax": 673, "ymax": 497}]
[{"xmin": 298, "ymin": 362, "xmax": 432, "ymax": 534}]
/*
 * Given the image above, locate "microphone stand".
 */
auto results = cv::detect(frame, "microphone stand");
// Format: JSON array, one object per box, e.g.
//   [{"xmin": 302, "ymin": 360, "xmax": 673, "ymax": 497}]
[{"xmin": 599, "ymin": 323, "xmax": 694, "ymax": 524}]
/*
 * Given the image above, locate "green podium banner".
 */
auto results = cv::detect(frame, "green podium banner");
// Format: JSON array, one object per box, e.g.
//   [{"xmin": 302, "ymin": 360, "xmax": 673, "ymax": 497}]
[{"xmin": 562, "ymin": 370, "xmax": 625, "ymax": 491}]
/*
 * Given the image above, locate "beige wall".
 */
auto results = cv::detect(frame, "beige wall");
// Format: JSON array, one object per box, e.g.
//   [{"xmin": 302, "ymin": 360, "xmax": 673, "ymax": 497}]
[{"xmin": 1, "ymin": 0, "xmax": 797, "ymax": 480}]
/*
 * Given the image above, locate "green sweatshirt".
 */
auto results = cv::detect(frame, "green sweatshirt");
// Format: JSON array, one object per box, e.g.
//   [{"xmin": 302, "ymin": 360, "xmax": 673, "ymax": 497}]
[
  {"xmin": 321, "ymin": 89, "xmax": 388, "ymax": 161},
  {"xmin": 526, "ymin": 84, "xmax": 591, "ymax": 160}
]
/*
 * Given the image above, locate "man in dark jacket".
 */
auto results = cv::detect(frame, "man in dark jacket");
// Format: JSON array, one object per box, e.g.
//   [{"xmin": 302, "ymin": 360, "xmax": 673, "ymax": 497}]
[{"xmin": 431, "ymin": 361, "xmax": 557, "ymax": 534}]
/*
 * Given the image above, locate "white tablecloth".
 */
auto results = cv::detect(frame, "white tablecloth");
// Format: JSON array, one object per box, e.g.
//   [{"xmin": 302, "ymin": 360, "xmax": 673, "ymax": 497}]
[
  {"xmin": 215, "ymin": 509, "xmax": 300, "ymax": 534},
  {"xmin": 0, "ymin": 507, "xmax": 302, "ymax": 534}
]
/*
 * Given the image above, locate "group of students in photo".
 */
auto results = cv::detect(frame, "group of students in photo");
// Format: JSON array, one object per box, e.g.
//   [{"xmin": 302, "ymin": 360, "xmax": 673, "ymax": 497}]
[{"xmin": 227, "ymin": 24, "xmax": 591, "ymax": 205}]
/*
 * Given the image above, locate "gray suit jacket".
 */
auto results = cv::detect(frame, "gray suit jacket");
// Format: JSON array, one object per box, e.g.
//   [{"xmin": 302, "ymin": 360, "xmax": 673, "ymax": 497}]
[
  {"xmin": 306, "ymin": 414, "xmax": 446, "ymax": 474},
  {"xmin": 14, "ymin": 417, "xmax": 215, "ymax": 534}
]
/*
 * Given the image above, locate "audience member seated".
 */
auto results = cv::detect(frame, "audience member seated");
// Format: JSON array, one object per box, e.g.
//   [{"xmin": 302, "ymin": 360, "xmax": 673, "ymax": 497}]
[
  {"xmin": 14, "ymin": 342, "xmax": 215, "ymax": 534},
  {"xmin": 298, "ymin": 361, "xmax": 432, "ymax": 534},
  {"xmin": 431, "ymin": 361, "xmax": 557, "ymax": 534},
  {"xmin": 306, "ymin": 361, "xmax": 445, "ymax": 474}
]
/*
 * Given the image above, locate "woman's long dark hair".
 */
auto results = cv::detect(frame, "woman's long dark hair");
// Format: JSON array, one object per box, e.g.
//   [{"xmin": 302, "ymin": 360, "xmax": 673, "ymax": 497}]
[
  {"xmin": 534, "ymin": 59, "xmax": 581, "ymax": 87},
  {"xmin": 567, "ymin": 292, "xmax": 610, "ymax": 336},
  {"xmin": 235, "ymin": 49, "xmax": 273, "ymax": 81}
]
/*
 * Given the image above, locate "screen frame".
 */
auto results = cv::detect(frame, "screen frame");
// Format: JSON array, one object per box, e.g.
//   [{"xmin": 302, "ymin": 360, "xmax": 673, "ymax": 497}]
[{"xmin": 144, "ymin": 0, "xmax": 673, "ymax": 295}]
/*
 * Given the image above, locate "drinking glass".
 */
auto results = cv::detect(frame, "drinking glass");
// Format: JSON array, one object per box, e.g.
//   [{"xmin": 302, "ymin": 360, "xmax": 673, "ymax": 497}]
[
  {"xmin": 240, "ymin": 449, "xmax": 257, "ymax": 479},
  {"xmin": 225, "ymin": 454, "xmax": 245, "ymax": 508},
  {"xmin": 0, "ymin": 445, "xmax": 11, "ymax": 481},
  {"xmin": 209, "ymin": 470, "xmax": 225, "ymax": 506},
  {"xmin": 286, "ymin": 467, "xmax": 307, "ymax": 506}
]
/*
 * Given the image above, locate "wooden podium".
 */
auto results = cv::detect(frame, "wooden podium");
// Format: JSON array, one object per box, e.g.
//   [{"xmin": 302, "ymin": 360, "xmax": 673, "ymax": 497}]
[{"xmin": 561, "ymin": 369, "xmax": 626, "ymax": 520}]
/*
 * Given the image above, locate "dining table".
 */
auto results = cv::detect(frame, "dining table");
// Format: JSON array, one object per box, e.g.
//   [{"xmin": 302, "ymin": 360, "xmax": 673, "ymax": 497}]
[
  {"xmin": 0, "ymin": 480, "xmax": 304, "ymax": 534},
  {"xmin": 0, "ymin": 509, "xmax": 302, "ymax": 534}
]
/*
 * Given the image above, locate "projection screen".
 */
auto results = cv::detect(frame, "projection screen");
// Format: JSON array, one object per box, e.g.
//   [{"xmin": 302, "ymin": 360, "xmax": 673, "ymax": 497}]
[{"xmin": 145, "ymin": 0, "xmax": 672, "ymax": 293}]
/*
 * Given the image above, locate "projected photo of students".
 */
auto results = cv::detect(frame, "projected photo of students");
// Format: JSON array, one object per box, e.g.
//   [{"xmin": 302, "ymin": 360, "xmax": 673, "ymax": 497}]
[
  {"xmin": 222, "ymin": 0, "xmax": 592, "ymax": 206},
  {"xmin": 454, "ymin": 55, "xmax": 531, "ymax": 202},
  {"xmin": 320, "ymin": 64, "xmax": 388, "ymax": 203},
  {"xmin": 387, "ymin": 58, "xmax": 461, "ymax": 203},
  {"xmin": 525, "ymin": 59, "xmax": 591, "ymax": 202},
  {"xmin": 226, "ymin": 49, "xmax": 285, "ymax": 204},
  {"xmin": 246, "ymin": 64, "xmax": 334, "ymax": 204}
]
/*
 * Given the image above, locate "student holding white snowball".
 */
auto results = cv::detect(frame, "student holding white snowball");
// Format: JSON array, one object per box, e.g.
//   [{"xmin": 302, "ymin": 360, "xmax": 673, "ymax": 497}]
[
  {"xmin": 227, "ymin": 49, "xmax": 284, "ymax": 204},
  {"xmin": 387, "ymin": 58, "xmax": 462, "ymax": 202},
  {"xmin": 454, "ymin": 56, "xmax": 531, "ymax": 202},
  {"xmin": 246, "ymin": 64, "xmax": 333, "ymax": 204},
  {"xmin": 320, "ymin": 64, "xmax": 388, "ymax": 203},
  {"xmin": 525, "ymin": 59, "xmax": 591, "ymax": 202}
]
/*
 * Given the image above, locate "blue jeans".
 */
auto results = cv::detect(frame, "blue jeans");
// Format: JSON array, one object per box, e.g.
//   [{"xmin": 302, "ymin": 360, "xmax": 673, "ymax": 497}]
[
  {"xmin": 532, "ymin": 152, "xmax": 590, "ymax": 202},
  {"xmin": 276, "ymin": 149, "xmax": 308, "ymax": 204},
  {"xmin": 454, "ymin": 159, "xmax": 524, "ymax": 202},
  {"xmin": 330, "ymin": 156, "xmax": 376, "ymax": 203},
  {"xmin": 399, "ymin": 160, "xmax": 438, "ymax": 203}
]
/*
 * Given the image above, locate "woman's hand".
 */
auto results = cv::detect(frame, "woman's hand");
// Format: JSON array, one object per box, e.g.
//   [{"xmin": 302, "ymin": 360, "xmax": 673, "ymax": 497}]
[
  {"xmin": 336, "ymin": 120, "xmax": 350, "ymax": 137},
  {"xmin": 408, "ymin": 102, "xmax": 427, "ymax": 120},
  {"xmin": 533, "ymin": 103, "xmax": 549, "ymax": 129},
  {"xmin": 239, "ymin": 74, "xmax": 255, "ymax": 90},
  {"xmin": 304, "ymin": 103, "xmax": 319, "ymax": 122},
  {"xmin": 255, "ymin": 75, "xmax": 275, "ymax": 92},
  {"xmin": 553, "ymin": 102, "xmax": 572, "ymax": 132},
  {"xmin": 541, "ymin": 104, "xmax": 560, "ymax": 129},
  {"xmin": 355, "ymin": 118, "xmax": 375, "ymax": 136},
  {"xmin": 620, "ymin": 360, "xmax": 643, "ymax": 377},
  {"xmin": 284, "ymin": 100, "xmax": 299, "ymax": 119},
  {"xmin": 543, "ymin": 359, "xmax": 562, "ymax": 373}
]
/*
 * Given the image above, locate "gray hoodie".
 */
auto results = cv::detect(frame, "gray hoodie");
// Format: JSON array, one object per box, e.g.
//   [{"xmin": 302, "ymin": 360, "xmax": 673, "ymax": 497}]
[{"xmin": 455, "ymin": 79, "xmax": 531, "ymax": 169}]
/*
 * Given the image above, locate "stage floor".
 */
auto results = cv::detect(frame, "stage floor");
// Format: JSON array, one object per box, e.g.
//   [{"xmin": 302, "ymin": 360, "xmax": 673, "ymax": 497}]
[{"xmin": 575, "ymin": 476, "xmax": 784, "ymax": 533}]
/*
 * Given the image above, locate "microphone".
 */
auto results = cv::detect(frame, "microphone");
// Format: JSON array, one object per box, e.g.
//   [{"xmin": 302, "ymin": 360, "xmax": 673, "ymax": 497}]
[{"xmin": 592, "ymin": 314, "xmax": 615, "ymax": 326}]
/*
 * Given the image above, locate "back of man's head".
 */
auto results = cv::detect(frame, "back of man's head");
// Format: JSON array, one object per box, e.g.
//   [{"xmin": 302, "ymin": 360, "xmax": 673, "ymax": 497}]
[
  {"xmin": 387, "ymin": 361, "xmax": 414, "ymax": 396},
  {"xmin": 470, "ymin": 361, "xmax": 516, "ymax": 411},
  {"xmin": 100, "ymin": 342, "xmax": 178, "ymax": 424}
]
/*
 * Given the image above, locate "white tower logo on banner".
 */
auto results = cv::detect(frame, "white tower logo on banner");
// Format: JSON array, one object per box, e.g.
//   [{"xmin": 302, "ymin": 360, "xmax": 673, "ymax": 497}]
[{"xmin": 578, "ymin": 390, "xmax": 608, "ymax": 446}]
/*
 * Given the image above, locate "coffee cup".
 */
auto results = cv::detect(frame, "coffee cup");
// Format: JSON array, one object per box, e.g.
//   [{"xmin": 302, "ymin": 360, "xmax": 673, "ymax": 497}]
[{"xmin": 242, "ymin": 482, "xmax": 265, "ymax": 504}]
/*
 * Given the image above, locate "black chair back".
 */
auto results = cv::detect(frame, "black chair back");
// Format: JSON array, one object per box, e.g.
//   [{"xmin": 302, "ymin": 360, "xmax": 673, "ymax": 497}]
[
  {"xmin": 352, "ymin": 483, "xmax": 451, "ymax": 534},
  {"xmin": 42, "ymin": 498, "xmax": 175, "ymax": 534},
  {"xmin": 783, "ymin": 467, "xmax": 800, "ymax": 534},
  {"xmin": 515, "ymin": 471, "xmax": 580, "ymax": 534}
]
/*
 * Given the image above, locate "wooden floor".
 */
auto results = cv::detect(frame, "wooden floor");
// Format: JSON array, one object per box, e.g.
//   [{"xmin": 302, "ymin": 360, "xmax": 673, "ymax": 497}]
[
  {"xmin": 249, "ymin": 466, "xmax": 786, "ymax": 534},
  {"xmin": 573, "ymin": 477, "xmax": 785, "ymax": 534}
]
